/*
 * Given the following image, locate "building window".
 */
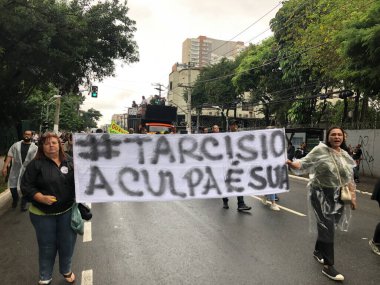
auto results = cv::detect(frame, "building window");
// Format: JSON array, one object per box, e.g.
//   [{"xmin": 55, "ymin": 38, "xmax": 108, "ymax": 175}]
[
  {"xmin": 242, "ymin": 102, "xmax": 254, "ymax": 111},
  {"xmin": 169, "ymin": 81, "xmax": 173, "ymax": 90}
]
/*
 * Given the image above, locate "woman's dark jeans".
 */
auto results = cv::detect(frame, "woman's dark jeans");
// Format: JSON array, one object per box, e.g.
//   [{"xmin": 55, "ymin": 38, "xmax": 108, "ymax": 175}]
[{"xmin": 30, "ymin": 209, "xmax": 77, "ymax": 281}]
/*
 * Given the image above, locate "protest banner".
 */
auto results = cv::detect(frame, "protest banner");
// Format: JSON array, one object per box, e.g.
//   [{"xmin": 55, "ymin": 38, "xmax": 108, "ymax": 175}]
[
  {"xmin": 73, "ymin": 128, "xmax": 289, "ymax": 203},
  {"xmin": 108, "ymin": 121, "xmax": 129, "ymax": 134}
]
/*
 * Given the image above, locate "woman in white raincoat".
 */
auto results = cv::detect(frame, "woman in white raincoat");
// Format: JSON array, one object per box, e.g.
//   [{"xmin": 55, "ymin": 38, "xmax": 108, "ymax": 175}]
[{"xmin": 287, "ymin": 127, "xmax": 357, "ymax": 282}]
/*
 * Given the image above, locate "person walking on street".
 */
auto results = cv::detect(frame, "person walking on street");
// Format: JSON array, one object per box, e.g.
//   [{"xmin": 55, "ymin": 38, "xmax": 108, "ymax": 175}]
[
  {"xmin": 214, "ymin": 122, "xmax": 251, "ymax": 211},
  {"xmin": 287, "ymin": 127, "xmax": 357, "ymax": 281},
  {"xmin": 287, "ymin": 142, "xmax": 295, "ymax": 161},
  {"xmin": 261, "ymin": 194, "xmax": 280, "ymax": 211},
  {"xmin": 352, "ymin": 144, "xmax": 363, "ymax": 183},
  {"xmin": 1, "ymin": 130, "xmax": 38, "ymax": 211},
  {"xmin": 21, "ymin": 132, "xmax": 77, "ymax": 284},
  {"xmin": 369, "ymin": 179, "xmax": 380, "ymax": 256}
]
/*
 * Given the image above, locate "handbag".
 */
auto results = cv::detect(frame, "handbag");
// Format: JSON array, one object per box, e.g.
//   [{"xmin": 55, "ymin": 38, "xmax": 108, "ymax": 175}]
[
  {"xmin": 340, "ymin": 185, "xmax": 352, "ymax": 201},
  {"xmin": 330, "ymin": 152, "xmax": 352, "ymax": 202},
  {"xmin": 71, "ymin": 203, "xmax": 84, "ymax": 235},
  {"xmin": 78, "ymin": 203, "xmax": 92, "ymax": 221}
]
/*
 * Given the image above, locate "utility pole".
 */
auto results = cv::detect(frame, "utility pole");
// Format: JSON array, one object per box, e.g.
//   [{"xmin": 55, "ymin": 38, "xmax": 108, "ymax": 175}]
[
  {"xmin": 186, "ymin": 62, "xmax": 193, "ymax": 134},
  {"xmin": 152, "ymin": 83, "xmax": 165, "ymax": 97}
]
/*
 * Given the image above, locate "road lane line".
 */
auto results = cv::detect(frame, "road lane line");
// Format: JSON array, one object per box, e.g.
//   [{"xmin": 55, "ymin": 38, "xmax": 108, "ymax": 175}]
[
  {"xmin": 83, "ymin": 221, "xmax": 92, "ymax": 242},
  {"xmin": 81, "ymin": 269, "xmax": 93, "ymax": 285},
  {"xmin": 251, "ymin": 195, "xmax": 306, "ymax": 217},
  {"xmin": 289, "ymin": 175, "xmax": 371, "ymax": 196}
]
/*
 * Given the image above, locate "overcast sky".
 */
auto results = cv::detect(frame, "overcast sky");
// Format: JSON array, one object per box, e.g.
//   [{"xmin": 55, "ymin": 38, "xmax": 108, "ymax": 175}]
[{"xmin": 81, "ymin": 0, "xmax": 282, "ymax": 126}]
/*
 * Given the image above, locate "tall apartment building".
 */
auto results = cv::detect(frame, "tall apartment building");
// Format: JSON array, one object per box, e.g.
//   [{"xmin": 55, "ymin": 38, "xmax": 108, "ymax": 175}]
[{"xmin": 182, "ymin": 36, "xmax": 245, "ymax": 67}]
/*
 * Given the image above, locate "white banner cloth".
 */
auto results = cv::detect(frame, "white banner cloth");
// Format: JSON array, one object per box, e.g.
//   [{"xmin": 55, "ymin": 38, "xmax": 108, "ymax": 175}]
[{"xmin": 73, "ymin": 129, "xmax": 289, "ymax": 203}]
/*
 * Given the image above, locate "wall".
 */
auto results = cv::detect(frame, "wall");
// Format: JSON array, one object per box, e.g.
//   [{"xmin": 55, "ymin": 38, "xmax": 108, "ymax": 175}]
[{"xmin": 346, "ymin": 129, "xmax": 380, "ymax": 178}]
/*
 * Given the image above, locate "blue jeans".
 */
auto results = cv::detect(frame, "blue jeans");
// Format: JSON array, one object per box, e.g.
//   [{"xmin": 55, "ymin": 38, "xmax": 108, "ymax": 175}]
[
  {"xmin": 265, "ymin": 194, "xmax": 276, "ymax": 201},
  {"xmin": 30, "ymin": 209, "xmax": 77, "ymax": 281}
]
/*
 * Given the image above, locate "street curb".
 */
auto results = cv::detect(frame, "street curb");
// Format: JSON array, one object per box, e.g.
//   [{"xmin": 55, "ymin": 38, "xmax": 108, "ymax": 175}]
[{"xmin": 0, "ymin": 188, "xmax": 11, "ymax": 215}]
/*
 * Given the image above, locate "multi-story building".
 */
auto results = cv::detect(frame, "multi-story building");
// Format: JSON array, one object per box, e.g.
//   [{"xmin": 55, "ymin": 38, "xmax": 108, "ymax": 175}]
[
  {"xmin": 182, "ymin": 36, "xmax": 245, "ymax": 67},
  {"xmin": 167, "ymin": 63, "xmax": 262, "ymax": 131},
  {"xmin": 111, "ymin": 114, "xmax": 127, "ymax": 129},
  {"xmin": 166, "ymin": 35, "xmax": 263, "ymax": 131}
]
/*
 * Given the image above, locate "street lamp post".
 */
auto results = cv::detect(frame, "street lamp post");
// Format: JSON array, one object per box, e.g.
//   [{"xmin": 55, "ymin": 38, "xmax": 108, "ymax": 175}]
[
  {"xmin": 212, "ymin": 106, "xmax": 228, "ymax": 131},
  {"xmin": 40, "ymin": 95, "xmax": 61, "ymax": 133},
  {"xmin": 53, "ymin": 95, "xmax": 61, "ymax": 134}
]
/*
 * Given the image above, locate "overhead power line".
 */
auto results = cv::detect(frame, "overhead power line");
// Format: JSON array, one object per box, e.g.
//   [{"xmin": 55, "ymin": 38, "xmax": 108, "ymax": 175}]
[{"xmin": 210, "ymin": 1, "xmax": 282, "ymax": 54}]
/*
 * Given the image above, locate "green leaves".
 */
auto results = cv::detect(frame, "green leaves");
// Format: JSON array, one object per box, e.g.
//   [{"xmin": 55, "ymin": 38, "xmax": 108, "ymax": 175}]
[{"xmin": 0, "ymin": 0, "xmax": 138, "ymax": 126}]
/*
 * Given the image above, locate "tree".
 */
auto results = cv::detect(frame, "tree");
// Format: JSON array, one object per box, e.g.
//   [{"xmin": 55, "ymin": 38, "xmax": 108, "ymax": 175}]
[
  {"xmin": 338, "ymin": 0, "xmax": 380, "ymax": 95},
  {"xmin": 191, "ymin": 58, "xmax": 241, "ymax": 126},
  {"xmin": 80, "ymin": 108, "xmax": 102, "ymax": 130},
  {"xmin": 0, "ymin": 0, "xmax": 138, "ymax": 126},
  {"xmin": 25, "ymin": 86, "xmax": 103, "ymax": 132},
  {"xmin": 232, "ymin": 37, "xmax": 293, "ymax": 126}
]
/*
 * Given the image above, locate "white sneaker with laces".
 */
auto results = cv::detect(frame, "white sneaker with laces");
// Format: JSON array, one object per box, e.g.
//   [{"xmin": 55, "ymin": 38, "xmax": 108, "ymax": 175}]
[
  {"xmin": 369, "ymin": 239, "xmax": 380, "ymax": 256},
  {"xmin": 270, "ymin": 203, "xmax": 280, "ymax": 211}
]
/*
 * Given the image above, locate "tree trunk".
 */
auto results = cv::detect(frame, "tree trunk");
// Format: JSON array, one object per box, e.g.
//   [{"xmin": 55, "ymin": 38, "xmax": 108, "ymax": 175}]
[
  {"xmin": 353, "ymin": 90, "xmax": 360, "ymax": 127},
  {"xmin": 359, "ymin": 95, "xmax": 369, "ymax": 128}
]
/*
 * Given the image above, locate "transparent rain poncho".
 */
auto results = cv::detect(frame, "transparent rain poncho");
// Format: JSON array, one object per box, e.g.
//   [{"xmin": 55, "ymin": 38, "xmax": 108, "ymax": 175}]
[{"xmin": 291, "ymin": 142, "xmax": 356, "ymax": 238}]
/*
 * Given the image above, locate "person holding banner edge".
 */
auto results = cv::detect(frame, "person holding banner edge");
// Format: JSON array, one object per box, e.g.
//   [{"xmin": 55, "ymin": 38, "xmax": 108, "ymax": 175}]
[
  {"xmin": 286, "ymin": 126, "xmax": 357, "ymax": 281},
  {"xmin": 21, "ymin": 132, "xmax": 77, "ymax": 285},
  {"xmin": 212, "ymin": 122, "xmax": 252, "ymax": 211}
]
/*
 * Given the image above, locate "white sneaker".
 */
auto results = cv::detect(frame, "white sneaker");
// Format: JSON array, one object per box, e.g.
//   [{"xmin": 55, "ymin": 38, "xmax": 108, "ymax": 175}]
[
  {"xmin": 270, "ymin": 203, "xmax": 280, "ymax": 211},
  {"xmin": 38, "ymin": 278, "xmax": 52, "ymax": 285},
  {"xmin": 369, "ymin": 239, "xmax": 380, "ymax": 256},
  {"xmin": 261, "ymin": 196, "xmax": 267, "ymax": 205}
]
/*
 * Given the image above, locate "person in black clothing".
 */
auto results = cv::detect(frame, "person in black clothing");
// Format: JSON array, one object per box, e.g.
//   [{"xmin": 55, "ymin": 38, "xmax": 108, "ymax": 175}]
[
  {"xmin": 21, "ymin": 132, "xmax": 77, "ymax": 284},
  {"xmin": 218, "ymin": 122, "xmax": 251, "ymax": 211},
  {"xmin": 287, "ymin": 142, "xmax": 295, "ymax": 160},
  {"xmin": 352, "ymin": 144, "xmax": 362, "ymax": 183}
]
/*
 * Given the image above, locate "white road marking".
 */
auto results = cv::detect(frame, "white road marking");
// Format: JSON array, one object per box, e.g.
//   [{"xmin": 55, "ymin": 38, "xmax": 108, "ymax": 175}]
[
  {"xmin": 83, "ymin": 221, "xmax": 92, "ymax": 242},
  {"xmin": 81, "ymin": 269, "xmax": 93, "ymax": 285},
  {"xmin": 289, "ymin": 175, "xmax": 371, "ymax": 195},
  {"xmin": 251, "ymin": 195, "xmax": 307, "ymax": 217}
]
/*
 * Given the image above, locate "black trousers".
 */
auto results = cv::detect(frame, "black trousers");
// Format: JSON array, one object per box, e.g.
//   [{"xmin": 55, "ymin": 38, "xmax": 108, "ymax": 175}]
[
  {"xmin": 310, "ymin": 188, "xmax": 343, "ymax": 266},
  {"xmin": 373, "ymin": 222, "xmax": 380, "ymax": 243},
  {"xmin": 222, "ymin": 196, "xmax": 245, "ymax": 206},
  {"xmin": 10, "ymin": 188, "xmax": 27, "ymax": 208}
]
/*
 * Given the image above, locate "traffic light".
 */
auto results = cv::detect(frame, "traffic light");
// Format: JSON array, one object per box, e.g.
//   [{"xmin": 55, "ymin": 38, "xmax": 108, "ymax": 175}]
[
  {"xmin": 339, "ymin": 90, "xmax": 354, "ymax": 99},
  {"xmin": 91, "ymin": 86, "xmax": 98, "ymax": 98}
]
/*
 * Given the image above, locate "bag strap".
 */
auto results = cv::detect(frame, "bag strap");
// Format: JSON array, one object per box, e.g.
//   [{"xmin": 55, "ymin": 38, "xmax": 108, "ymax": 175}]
[{"xmin": 329, "ymin": 150, "xmax": 343, "ymax": 187}]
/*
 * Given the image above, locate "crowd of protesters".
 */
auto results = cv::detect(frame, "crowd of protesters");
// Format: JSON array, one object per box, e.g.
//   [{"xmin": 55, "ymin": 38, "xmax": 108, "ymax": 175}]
[{"xmin": 0, "ymin": 124, "xmax": 378, "ymax": 284}]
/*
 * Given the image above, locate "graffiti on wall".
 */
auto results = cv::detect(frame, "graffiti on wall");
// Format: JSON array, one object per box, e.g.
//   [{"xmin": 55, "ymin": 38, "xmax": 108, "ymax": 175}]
[{"xmin": 357, "ymin": 135, "xmax": 374, "ymax": 176}]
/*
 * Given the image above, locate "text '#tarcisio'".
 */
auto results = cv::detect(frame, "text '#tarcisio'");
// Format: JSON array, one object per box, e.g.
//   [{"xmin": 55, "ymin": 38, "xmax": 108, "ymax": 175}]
[{"xmin": 73, "ymin": 129, "xmax": 289, "ymax": 203}]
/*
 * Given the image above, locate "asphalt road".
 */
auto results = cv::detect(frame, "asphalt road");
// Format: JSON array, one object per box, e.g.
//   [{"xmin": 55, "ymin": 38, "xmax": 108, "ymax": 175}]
[{"xmin": 0, "ymin": 177, "xmax": 379, "ymax": 285}]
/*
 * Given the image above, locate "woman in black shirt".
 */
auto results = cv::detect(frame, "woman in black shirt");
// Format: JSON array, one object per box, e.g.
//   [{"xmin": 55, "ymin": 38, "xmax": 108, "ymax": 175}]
[{"xmin": 21, "ymin": 132, "xmax": 76, "ymax": 284}]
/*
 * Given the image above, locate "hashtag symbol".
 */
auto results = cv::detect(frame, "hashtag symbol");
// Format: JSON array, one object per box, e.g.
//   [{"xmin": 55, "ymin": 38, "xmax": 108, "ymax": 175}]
[{"xmin": 76, "ymin": 134, "xmax": 121, "ymax": 161}]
